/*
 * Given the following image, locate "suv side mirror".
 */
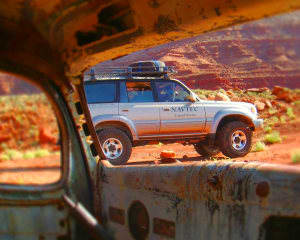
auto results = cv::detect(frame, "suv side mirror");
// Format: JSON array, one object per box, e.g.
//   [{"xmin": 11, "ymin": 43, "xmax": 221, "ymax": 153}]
[{"xmin": 185, "ymin": 94, "xmax": 196, "ymax": 103}]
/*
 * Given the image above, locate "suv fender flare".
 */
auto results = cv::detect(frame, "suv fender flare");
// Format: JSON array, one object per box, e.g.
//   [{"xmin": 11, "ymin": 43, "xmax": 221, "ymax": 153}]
[
  {"xmin": 92, "ymin": 115, "xmax": 138, "ymax": 141},
  {"xmin": 210, "ymin": 109, "xmax": 255, "ymax": 134}
]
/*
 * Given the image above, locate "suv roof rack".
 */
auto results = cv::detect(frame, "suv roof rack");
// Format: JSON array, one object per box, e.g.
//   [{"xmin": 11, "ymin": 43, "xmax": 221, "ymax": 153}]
[{"xmin": 84, "ymin": 61, "xmax": 176, "ymax": 81}]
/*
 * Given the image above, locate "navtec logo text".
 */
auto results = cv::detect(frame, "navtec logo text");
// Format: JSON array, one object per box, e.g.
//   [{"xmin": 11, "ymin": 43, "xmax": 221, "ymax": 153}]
[{"xmin": 170, "ymin": 106, "xmax": 199, "ymax": 112}]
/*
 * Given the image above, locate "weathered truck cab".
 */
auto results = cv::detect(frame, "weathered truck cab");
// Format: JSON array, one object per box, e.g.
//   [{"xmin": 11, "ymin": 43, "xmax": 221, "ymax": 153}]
[{"xmin": 0, "ymin": 1, "xmax": 300, "ymax": 240}]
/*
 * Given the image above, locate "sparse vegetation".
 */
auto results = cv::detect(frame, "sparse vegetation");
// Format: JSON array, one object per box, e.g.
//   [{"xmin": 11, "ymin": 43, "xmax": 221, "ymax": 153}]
[
  {"xmin": 293, "ymin": 100, "xmax": 300, "ymax": 107},
  {"xmin": 292, "ymin": 150, "xmax": 300, "ymax": 163},
  {"xmin": 264, "ymin": 131, "xmax": 282, "ymax": 144},
  {"xmin": 0, "ymin": 148, "xmax": 57, "ymax": 161},
  {"xmin": 287, "ymin": 107, "xmax": 296, "ymax": 119},
  {"xmin": 35, "ymin": 149, "xmax": 50, "ymax": 158},
  {"xmin": 268, "ymin": 108, "xmax": 278, "ymax": 115},
  {"xmin": 266, "ymin": 116, "xmax": 279, "ymax": 126},
  {"xmin": 280, "ymin": 115, "xmax": 287, "ymax": 124},
  {"xmin": 264, "ymin": 126, "xmax": 272, "ymax": 133},
  {"xmin": 252, "ymin": 141, "xmax": 266, "ymax": 152}
]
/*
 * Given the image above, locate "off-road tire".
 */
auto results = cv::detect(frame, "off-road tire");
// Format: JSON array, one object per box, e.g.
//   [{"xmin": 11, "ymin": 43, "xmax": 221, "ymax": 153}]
[
  {"xmin": 217, "ymin": 121, "xmax": 252, "ymax": 158},
  {"xmin": 97, "ymin": 128, "xmax": 132, "ymax": 165},
  {"xmin": 194, "ymin": 143, "xmax": 220, "ymax": 157}
]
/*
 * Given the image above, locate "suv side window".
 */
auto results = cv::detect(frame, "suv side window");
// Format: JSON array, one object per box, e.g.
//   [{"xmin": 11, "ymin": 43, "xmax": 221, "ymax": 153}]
[
  {"xmin": 154, "ymin": 81, "xmax": 190, "ymax": 102},
  {"xmin": 84, "ymin": 81, "xmax": 116, "ymax": 103},
  {"xmin": 121, "ymin": 81, "xmax": 154, "ymax": 103}
]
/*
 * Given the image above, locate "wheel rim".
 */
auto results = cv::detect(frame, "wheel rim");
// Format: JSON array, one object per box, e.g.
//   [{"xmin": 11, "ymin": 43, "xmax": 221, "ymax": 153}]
[
  {"xmin": 231, "ymin": 130, "xmax": 247, "ymax": 150},
  {"xmin": 102, "ymin": 138, "xmax": 123, "ymax": 159}
]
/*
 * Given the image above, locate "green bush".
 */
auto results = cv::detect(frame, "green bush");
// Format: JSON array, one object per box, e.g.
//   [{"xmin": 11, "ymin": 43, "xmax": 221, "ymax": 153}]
[
  {"xmin": 34, "ymin": 149, "xmax": 50, "ymax": 158},
  {"xmin": 287, "ymin": 107, "xmax": 296, "ymax": 119},
  {"xmin": 292, "ymin": 150, "xmax": 300, "ymax": 164},
  {"xmin": 23, "ymin": 151, "xmax": 36, "ymax": 159},
  {"xmin": 264, "ymin": 126, "xmax": 272, "ymax": 133},
  {"xmin": 0, "ymin": 149, "xmax": 22, "ymax": 161},
  {"xmin": 266, "ymin": 116, "xmax": 279, "ymax": 126},
  {"xmin": 268, "ymin": 108, "xmax": 278, "ymax": 115},
  {"xmin": 264, "ymin": 131, "xmax": 282, "ymax": 144},
  {"xmin": 280, "ymin": 115, "xmax": 287, "ymax": 124},
  {"xmin": 252, "ymin": 141, "xmax": 266, "ymax": 152},
  {"xmin": 0, "ymin": 154, "xmax": 10, "ymax": 161},
  {"xmin": 293, "ymin": 100, "xmax": 300, "ymax": 106}
]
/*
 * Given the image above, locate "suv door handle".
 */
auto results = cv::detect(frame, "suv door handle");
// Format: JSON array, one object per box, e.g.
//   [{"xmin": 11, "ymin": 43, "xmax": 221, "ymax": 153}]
[{"xmin": 163, "ymin": 108, "xmax": 170, "ymax": 111}]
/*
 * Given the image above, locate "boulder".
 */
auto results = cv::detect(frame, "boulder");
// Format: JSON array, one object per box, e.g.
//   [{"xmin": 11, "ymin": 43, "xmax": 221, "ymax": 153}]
[
  {"xmin": 247, "ymin": 87, "xmax": 269, "ymax": 93},
  {"xmin": 39, "ymin": 127, "xmax": 57, "ymax": 144},
  {"xmin": 160, "ymin": 150, "xmax": 175, "ymax": 159},
  {"xmin": 265, "ymin": 99, "xmax": 272, "ymax": 108},
  {"xmin": 272, "ymin": 86, "xmax": 293, "ymax": 103}
]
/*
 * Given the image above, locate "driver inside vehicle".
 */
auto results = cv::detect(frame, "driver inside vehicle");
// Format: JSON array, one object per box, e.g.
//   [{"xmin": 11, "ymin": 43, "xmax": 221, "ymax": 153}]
[{"xmin": 157, "ymin": 82, "xmax": 174, "ymax": 102}]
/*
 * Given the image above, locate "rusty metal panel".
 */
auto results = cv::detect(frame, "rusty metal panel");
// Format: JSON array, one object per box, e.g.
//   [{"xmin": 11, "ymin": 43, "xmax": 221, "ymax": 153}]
[
  {"xmin": 0, "ymin": 205, "xmax": 68, "ymax": 239},
  {"xmin": 109, "ymin": 206, "xmax": 125, "ymax": 225},
  {"xmin": 1, "ymin": 0, "xmax": 300, "ymax": 81},
  {"xmin": 98, "ymin": 161, "xmax": 300, "ymax": 239}
]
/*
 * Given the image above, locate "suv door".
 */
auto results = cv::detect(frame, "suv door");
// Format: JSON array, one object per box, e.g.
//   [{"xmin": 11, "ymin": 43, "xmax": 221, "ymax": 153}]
[
  {"xmin": 119, "ymin": 81, "xmax": 160, "ymax": 137},
  {"xmin": 154, "ymin": 80, "xmax": 206, "ymax": 135}
]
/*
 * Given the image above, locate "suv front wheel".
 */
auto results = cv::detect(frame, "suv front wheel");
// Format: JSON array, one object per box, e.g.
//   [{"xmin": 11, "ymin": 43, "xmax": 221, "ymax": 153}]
[
  {"xmin": 217, "ymin": 121, "xmax": 252, "ymax": 158},
  {"xmin": 97, "ymin": 128, "xmax": 132, "ymax": 165}
]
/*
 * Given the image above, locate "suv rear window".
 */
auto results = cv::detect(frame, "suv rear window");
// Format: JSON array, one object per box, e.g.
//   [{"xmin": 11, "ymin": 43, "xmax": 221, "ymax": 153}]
[
  {"xmin": 120, "ymin": 81, "xmax": 154, "ymax": 103},
  {"xmin": 84, "ymin": 81, "xmax": 116, "ymax": 103}
]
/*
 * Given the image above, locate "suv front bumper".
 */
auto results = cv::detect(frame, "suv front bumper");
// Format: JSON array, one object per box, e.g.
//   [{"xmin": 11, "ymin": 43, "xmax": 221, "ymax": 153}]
[{"xmin": 253, "ymin": 118, "xmax": 264, "ymax": 129}]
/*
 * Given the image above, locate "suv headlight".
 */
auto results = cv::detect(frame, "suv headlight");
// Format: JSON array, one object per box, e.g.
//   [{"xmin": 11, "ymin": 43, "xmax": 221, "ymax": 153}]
[{"xmin": 251, "ymin": 106, "xmax": 257, "ymax": 115}]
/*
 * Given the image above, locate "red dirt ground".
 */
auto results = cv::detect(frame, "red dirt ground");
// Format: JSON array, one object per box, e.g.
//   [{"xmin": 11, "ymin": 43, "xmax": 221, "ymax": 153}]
[{"xmin": 0, "ymin": 155, "xmax": 60, "ymax": 185}]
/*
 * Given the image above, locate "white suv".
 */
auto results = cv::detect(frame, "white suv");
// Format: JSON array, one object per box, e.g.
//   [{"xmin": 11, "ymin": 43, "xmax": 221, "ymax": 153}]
[{"xmin": 84, "ymin": 61, "xmax": 263, "ymax": 165}]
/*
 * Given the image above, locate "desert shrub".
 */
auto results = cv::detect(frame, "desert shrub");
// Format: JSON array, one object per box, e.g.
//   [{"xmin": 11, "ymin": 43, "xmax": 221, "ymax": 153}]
[
  {"xmin": 194, "ymin": 89, "xmax": 215, "ymax": 97},
  {"xmin": 34, "ymin": 149, "xmax": 50, "ymax": 158},
  {"xmin": 0, "ymin": 149, "xmax": 22, "ymax": 161},
  {"xmin": 280, "ymin": 115, "xmax": 287, "ymax": 124},
  {"xmin": 266, "ymin": 116, "xmax": 279, "ymax": 126},
  {"xmin": 252, "ymin": 141, "xmax": 266, "ymax": 152},
  {"xmin": 264, "ymin": 131, "xmax": 282, "ymax": 144},
  {"xmin": 293, "ymin": 100, "xmax": 300, "ymax": 106},
  {"xmin": 268, "ymin": 108, "xmax": 278, "ymax": 115},
  {"xmin": 287, "ymin": 107, "xmax": 296, "ymax": 119},
  {"xmin": 293, "ymin": 89, "xmax": 300, "ymax": 94},
  {"xmin": 292, "ymin": 150, "xmax": 300, "ymax": 163},
  {"xmin": 197, "ymin": 94, "xmax": 207, "ymax": 100},
  {"xmin": 264, "ymin": 126, "xmax": 272, "ymax": 133},
  {"xmin": 23, "ymin": 151, "xmax": 36, "ymax": 159}
]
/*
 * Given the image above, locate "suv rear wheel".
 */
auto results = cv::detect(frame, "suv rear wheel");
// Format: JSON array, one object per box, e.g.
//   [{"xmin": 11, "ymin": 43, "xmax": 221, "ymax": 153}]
[
  {"xmin": 194, "ymin": 143, "xmax": 220, "ymax": 157},
  {"xmin": 217, "ymin": 121, "xmax": 252, "ymax": 158},
  {"xmin": 97, "ymin": 128, "xmax": 132, "ymax": 165}
]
